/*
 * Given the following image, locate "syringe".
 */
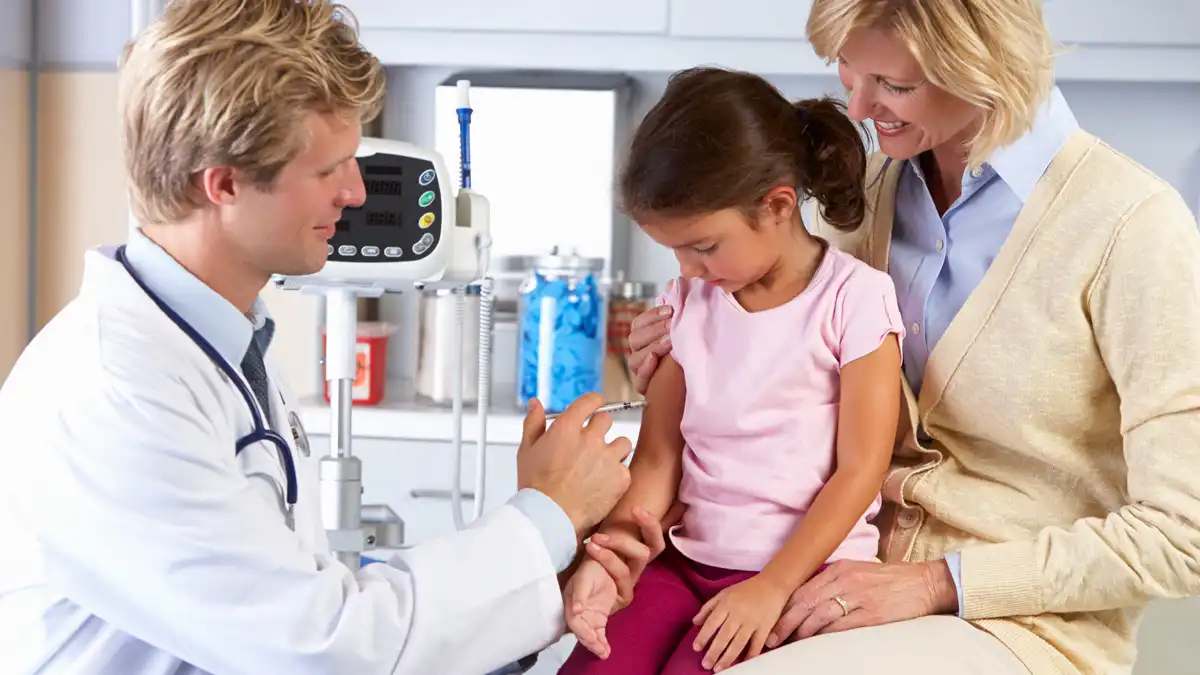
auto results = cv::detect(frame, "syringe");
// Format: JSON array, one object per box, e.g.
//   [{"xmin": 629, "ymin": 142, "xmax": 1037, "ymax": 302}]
[{"xmin": 545, "ymin": 400, "xmax": 647, "ymax": 421}]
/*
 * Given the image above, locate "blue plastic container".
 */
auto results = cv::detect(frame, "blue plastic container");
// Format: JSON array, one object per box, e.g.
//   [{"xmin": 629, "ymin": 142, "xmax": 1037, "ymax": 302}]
[{"xmin": 517, "ymin": 248, "xmax": 607, "ymax": 414}]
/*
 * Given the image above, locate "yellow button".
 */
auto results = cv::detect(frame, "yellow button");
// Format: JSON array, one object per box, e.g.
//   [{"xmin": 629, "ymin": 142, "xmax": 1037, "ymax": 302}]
[{"xmin": 419, "ymin": 212, "xmax": 436, "ymax": 229}]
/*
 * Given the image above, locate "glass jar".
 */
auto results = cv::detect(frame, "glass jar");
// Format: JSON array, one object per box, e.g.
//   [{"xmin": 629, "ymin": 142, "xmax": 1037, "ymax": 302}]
[
  {"xmin": 604, "ymin": 274, "xmax": 656, "ymax": 403},
  {"xmin": 516, "ymin": 247, "xmax": 607, "ymax": 414}
]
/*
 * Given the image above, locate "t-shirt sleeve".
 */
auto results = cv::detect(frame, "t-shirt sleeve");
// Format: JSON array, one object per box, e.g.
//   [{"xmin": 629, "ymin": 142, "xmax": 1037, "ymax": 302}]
[{"xmin": 837, "ymin": 268, "xmax": 905, "ymax": 368}]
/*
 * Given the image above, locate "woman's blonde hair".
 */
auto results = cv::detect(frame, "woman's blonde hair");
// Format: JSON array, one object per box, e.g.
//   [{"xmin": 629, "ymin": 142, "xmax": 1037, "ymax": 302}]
[
  {"xmin": 118, "ymin": 0, "xmax": 386, "ymax": 224},
  {"xmin": 807, "ymin": 0, "xmax": 1056, "ymax": 168}
]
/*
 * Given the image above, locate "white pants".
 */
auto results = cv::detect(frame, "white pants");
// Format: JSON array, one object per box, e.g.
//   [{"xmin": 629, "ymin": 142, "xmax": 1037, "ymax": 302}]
[{"xmin": 725, "ymin": 616, "xmax": 1029, "ymax": 674}]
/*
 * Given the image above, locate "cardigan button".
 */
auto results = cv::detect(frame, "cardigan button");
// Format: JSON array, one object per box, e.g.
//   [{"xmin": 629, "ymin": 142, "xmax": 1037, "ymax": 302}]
[{"xmin": 898, "ymin": 507, "xmax": 922, "ymax": 529}]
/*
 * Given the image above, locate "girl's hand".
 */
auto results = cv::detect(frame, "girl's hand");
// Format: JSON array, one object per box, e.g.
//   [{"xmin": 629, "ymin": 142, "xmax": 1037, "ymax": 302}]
[
  {"xmin": 691, "ymin": 575, "xmax": 790, "ymax": 672},
  {"xmin": 585, "ymin": 503, "xmax": 685, "ymax": 609},
  {"xmin": 562, "ymin": 559, "xmax": 619, "ymax": 659}
]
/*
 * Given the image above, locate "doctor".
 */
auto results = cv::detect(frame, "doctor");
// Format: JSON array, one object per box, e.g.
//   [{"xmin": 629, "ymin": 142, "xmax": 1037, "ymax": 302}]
[{"xmin": 0, "ymin": 1, "xmax": 661, "ymax": 674}]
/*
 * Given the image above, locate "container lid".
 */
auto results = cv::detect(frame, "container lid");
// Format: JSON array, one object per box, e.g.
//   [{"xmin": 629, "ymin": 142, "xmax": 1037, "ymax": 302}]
[
  {"xmin": 533, "ymin": 246, "xmax": 605, "ymax": 273},
  {"xmin": 609, "ymin": 270, "xmax": 656, "ymax": 300}
]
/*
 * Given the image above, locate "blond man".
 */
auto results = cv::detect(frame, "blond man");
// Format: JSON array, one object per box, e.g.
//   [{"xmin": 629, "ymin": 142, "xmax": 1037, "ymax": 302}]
[{"xmin": 0, "ymin": 2, "xmax": 658, "ymax": 673}]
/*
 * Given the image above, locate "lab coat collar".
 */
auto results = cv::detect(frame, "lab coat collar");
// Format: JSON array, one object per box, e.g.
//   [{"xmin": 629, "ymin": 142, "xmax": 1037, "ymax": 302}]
[{"xmin": 122, "ymin": 229, "xmax": 274, "ymax": 371}]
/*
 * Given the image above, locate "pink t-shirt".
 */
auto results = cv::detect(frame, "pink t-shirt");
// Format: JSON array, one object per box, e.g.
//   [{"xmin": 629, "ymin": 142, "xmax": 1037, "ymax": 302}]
[{"xmin": 660, "ymin": 245, "xmax": 905, "ymax": 572}]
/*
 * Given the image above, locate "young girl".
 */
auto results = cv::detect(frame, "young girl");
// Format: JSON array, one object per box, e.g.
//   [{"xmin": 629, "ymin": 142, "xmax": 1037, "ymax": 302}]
[{"xmin": 558, "ymin": 67, "xmax": 904, "ymax": 675}]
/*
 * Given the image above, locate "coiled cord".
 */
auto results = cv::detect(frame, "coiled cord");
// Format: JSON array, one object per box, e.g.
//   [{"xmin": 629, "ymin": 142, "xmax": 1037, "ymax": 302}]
[
  {"xmin": 451, "ymin": 286, "xmax": 468, "ymax": 530},
  {"xmin": 474, "ymin": 278, "xmax": 494, "ymax": 522},
  {"xmin": 450, "ymin": 278, "xmax": 493, "ymax": 529}
]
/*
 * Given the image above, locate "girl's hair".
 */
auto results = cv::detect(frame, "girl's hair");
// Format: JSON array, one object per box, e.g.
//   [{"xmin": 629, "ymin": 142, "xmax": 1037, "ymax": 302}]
[
  {"xmin": 807, "ymin": 0, "xmax": 1055, "ymax": 169},
  {"xmin": 619, "ymin": 67, "xmax": 869, "ymax": 232}
]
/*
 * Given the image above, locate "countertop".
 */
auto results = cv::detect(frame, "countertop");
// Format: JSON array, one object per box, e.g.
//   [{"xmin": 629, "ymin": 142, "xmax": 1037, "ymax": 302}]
[{"xmin": 295, "ymin": 379, "xmax": 643, "ymax": 444}]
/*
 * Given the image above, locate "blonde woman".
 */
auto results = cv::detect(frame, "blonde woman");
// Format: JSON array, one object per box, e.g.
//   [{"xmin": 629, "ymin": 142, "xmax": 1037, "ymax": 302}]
[{"xmin": 617, "ymin": 1, "xmax": 1200, "ymax": 673}]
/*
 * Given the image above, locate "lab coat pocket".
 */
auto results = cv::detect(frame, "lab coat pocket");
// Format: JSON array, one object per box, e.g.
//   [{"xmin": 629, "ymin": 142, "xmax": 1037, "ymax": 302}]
[{"xmin": 238, "ymin": 441, "xmax": 292, "ymax": 521}]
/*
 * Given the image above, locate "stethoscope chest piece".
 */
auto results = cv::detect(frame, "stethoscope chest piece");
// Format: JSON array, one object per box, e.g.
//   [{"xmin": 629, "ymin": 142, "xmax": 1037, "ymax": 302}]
[{"xmin": 288, "ymin": 411, "xmax": 311, "ymax": 458}]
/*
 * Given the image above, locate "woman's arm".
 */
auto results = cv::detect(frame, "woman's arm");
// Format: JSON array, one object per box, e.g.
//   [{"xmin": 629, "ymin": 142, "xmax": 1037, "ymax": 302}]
[
  {"xmin": 758, "ymin": 335, "xmax": 901, "ymax": 594},
  {"xmin": 959, "ymin": 189, "xmax": 1200, "ymax": 619},
  {"xmin": 595, "ymin": 353, "xmax": 687, "ymax": 548}
]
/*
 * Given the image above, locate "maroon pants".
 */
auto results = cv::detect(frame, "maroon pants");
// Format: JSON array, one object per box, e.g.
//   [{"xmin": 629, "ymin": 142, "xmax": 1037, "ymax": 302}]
[{"xmin": 559, "ymin": 545, "xmax": 809, "ymax": 675}]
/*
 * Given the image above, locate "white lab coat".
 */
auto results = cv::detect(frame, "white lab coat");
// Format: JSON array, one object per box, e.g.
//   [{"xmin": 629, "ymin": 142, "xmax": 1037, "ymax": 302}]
[{"xmin": 0, "ymin": 246, "xmax": 566, "ymax": 675}]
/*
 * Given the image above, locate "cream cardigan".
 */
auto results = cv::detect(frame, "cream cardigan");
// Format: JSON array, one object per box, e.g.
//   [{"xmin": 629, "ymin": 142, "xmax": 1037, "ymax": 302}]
[{"xmin": 813, "ymin": 130, "xmax": 1200, "ymax": 675}]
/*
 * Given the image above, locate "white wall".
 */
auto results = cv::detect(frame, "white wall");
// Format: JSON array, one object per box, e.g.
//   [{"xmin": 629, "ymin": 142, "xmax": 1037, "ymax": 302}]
[
  {"xmin": 382, "ymin": 68, "xmax": 1200, "ymax": 302},
  {"xmin": 378, "ymin": 66, "xmax": 1200, "ymax": 673}
]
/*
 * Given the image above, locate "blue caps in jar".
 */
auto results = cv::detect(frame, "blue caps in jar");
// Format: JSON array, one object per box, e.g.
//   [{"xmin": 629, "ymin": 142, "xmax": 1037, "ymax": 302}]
[{"xmin": 517, "ymin": 248, "xmax": 607, "ymax": 414}]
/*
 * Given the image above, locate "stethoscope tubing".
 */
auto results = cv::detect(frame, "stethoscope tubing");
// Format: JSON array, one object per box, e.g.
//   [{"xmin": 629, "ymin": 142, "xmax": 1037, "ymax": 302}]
[{"xmin": 115, "ymin": 245, "xmax": 299, "ymax": 508}]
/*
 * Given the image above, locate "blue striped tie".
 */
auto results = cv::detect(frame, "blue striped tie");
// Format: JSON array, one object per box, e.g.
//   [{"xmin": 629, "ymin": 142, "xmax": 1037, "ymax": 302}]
[{"xmin": 240, "ymin": 318, "xmax": 275, "ymax": 420}]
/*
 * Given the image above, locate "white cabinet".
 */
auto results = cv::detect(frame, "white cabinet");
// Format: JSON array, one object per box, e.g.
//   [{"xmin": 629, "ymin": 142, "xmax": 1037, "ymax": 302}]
[
  {"xmin": 669, "ymin": 0, "xmax": 810, "ymax": 40},
  {"xmin": 343, "ymin": 0, "xmax": 669, "ymax": 35},
  {"xmin": 336, "ymin": 0, "xmax": 1200, "ymax": 82},
  {"xmin": 1044, "ymin": 1, "xmax": 1200, "ymax": 47},
  {"xmin": 306, "ymin": 434, "xmax": 521, "ymax": 547},
  {"xmin": 669, "ymin": 0, "xmax": 1200, "ymax": 47}
]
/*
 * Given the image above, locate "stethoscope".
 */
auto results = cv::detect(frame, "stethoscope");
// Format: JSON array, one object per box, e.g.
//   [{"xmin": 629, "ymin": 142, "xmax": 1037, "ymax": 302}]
[{"xmin": 115, "ymin": 245, "xmax": 301, "ymax": 523}]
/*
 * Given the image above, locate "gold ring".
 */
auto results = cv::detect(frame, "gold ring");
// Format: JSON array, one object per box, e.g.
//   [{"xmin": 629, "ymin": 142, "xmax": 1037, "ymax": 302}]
[{"xmin": 832, "ymin": 595, "xmax": 849, "ymax": 617}]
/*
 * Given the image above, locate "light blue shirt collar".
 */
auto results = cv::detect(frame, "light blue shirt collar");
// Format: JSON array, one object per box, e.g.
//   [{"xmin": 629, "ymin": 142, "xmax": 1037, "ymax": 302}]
[
  {"xmin": 987, "ymin": 86, "xmax": 1079, "ymax": 202},
  {"xmin": 904, "ymin": 86, "xmax": 1079, "ymax": 203},
  {"xmin": 124, "ymin": 228, "xmax": 273, "ymax": 370}
]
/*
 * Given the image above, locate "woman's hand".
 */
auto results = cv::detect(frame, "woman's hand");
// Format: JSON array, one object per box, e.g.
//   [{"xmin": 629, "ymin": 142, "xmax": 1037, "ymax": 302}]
[
  {"xmin": 766, "ymin": 560, "xmax": 958, "ymax": 647},
  {"xmin": 584, "ymin": 503, "xmax": 685, "ymax": 609},
  {"xmin": 562, "ymin": 559, "xmax": 619, "ymax": 659},
  {"xmin": 691, "ymin": 575, "xmax": 791, "ymax": 672},
  {"xmin": 626, "ymin": 304, "xmax": 673, "ymax": 395}
]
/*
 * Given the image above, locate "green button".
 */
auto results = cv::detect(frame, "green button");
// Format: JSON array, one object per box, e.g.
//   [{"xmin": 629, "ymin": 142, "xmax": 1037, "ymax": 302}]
[{"xmin": 419, "ymin": 190, "xmax": 436, "ymax": 207}]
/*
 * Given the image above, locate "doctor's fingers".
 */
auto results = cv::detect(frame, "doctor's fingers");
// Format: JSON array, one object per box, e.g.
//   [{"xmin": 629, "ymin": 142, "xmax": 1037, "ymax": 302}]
[
  {"xmin": 519, "ymin": 398, "xmax": 547, "ymax": 445},
  {"xmin": 584, "ymin": 540, "xmax": 641, "ymax": 607},
  {"xmin": 583, "ymin": 411, "xmax": 615, "ymax": 442},
  {"xmin": 605, "ymin": 435, "xmax": 634, "ymax": 463},
  {"xmin": 553, "ymin": 392, "xmax": 607, "ymax": 431}
]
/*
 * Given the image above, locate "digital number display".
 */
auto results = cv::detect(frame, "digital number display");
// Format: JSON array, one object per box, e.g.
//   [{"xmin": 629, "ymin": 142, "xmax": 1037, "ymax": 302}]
[
  {"xmin": 364, "ymin": 178, "xmax": 403, "ymax": 196},
  {"xmin": 366, "ymin": 211, "xmax": 399, "ymax": 227}
]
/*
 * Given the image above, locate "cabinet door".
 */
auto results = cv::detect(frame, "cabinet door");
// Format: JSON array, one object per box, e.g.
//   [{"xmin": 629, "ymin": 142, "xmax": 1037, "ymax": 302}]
[
  {"xmin": 343, "ymin": 0, "xmax": 669, "ymax": 35},
  {"xmin": 670, "ymin": 1, "xmax": 1200, "ymax": 48},
  {"xmin": 307, "ymin": 435, "xmax": 522, "ymax": 547},
  {"xmin": 669, "ymin": 0, "xmax": 810, "ymax": 40},
  {"xmin": 1045, "ymin": 1, "xmax": 1200, "ymax": 47}
]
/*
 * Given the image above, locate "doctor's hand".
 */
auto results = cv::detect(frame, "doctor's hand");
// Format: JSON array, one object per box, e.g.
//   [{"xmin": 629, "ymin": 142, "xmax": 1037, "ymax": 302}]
[
  {"xmin": 517, "ymin": 394, "xmax": 633, "ymax": 539},
  {"xmin": 563, "ymin": 558, "xmax": 618, "ymax": 659},
  {"xmin": 627, "ymin": 304, "xmax": 672, "ymax": 395},
  {"xmin": 586, "ymin": 503, "xmax": 685, "ymax": 609}
]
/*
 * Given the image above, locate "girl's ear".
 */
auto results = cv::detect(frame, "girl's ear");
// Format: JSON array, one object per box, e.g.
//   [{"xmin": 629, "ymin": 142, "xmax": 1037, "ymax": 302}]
[{"xmin": 760, "ymin": 185, "xmax": 799, "ymax": 227}]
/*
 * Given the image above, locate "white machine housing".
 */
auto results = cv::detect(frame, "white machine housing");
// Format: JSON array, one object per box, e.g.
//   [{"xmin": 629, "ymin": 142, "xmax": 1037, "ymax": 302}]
[
  {"xmin": 273, "ymin": 132, "xmax": 494, "ymax": 571},
  {"xmin": 275, "ymin": 136, "xmax": 491, "ymax": 292}
]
